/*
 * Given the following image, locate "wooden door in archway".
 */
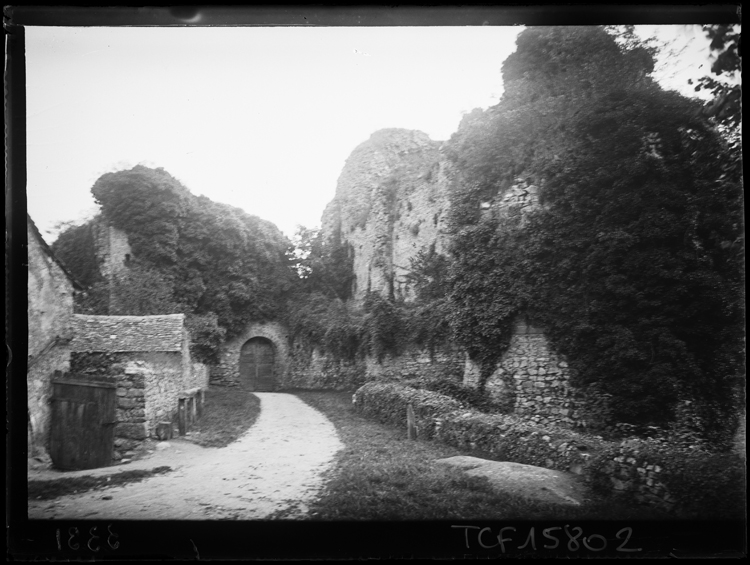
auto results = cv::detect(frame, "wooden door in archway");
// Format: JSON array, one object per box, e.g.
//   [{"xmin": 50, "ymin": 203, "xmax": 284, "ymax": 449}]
[{"xmin": 239, "ymin": 337, "xmax": 275, "ymax": 391}]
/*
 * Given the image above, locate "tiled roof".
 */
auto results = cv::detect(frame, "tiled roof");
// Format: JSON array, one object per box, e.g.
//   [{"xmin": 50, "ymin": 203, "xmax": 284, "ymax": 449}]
[{"xmin": 71, "ymin": 314, "xmax": 186, "ymax": 352}]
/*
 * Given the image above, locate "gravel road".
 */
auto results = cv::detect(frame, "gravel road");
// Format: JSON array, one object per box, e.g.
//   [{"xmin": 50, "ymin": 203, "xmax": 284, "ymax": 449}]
[{"xmin": 28, "ymin": 393, "xmax": 344, "ymax": 520}]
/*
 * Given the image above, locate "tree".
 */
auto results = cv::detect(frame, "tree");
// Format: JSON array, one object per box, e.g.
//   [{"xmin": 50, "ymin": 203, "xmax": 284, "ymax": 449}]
[
  {"xmin": 58, "ymin": 165, "xmax": 298, "ymax": 340},
  {"xmin": 691, "ymin": 24, "xmax": 741, "ymax": 132},
  {"xmin": 290, "ymin": 225, "xmax": 354, "ymax": 301},
  {"xmin": 51, "ymin": 222, "xmax": 101, "ymax": 288}
]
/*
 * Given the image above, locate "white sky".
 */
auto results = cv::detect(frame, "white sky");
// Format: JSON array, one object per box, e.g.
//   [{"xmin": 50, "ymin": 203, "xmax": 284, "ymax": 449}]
[{"xmin": 25, "ymin": 25, "xmax": 721, "ymax": 241}]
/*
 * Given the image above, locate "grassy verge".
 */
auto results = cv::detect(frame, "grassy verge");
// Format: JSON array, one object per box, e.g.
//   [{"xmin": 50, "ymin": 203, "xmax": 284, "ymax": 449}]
[
  {"xmin": 187, "ymin": 386, "xmax": 261, "ymax": 448},
  {"xmin": 296, "ymin": 391, "xmax": 666, "ymax": 521},
  {"xmin": 28, "ymin": 466, "xmax": 172, "ymax": 500}
]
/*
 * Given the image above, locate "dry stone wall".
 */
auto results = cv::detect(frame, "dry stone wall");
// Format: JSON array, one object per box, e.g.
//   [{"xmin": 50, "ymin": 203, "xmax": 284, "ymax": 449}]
[{"xmin": 364, "ymin": 346, "xmax": 464, "ymax": 383}]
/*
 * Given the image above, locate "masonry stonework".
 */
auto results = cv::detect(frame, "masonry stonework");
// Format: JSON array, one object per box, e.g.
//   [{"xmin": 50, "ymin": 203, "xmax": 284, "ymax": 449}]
[
  {"xmin": 69, "ymin": 314, "xmax": 206, "ymax": 459},
  {"xmin": 321, "ymin": 129, "xmax": 453, "ymax": 301},
  {"xmin": 213, "ymin": 321, "xmax": 289, "ymax": 388},
  {"xmin": 91, "ymin": 216, "xmax": 131, "ymax": 281},
  {"xmin": 27, "ymin": 216, "xmax": 79, "ymax": 458}
]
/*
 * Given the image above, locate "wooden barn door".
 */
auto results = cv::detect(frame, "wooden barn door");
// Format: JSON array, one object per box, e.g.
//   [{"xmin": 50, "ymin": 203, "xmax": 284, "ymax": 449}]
[
  {"xmin": 49, "ymin": 379, "xmax": 116, "ymax": 470},
  {"xmin": 239, "ymin": 338, "xmax": 276, "ymax": 391}
]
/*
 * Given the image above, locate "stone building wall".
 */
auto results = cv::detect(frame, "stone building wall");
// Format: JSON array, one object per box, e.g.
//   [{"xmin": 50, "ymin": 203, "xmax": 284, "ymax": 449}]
[
  {"xmin": 70, "ymin": 352, "xmax": 147, "ymax": 461},
  {"xmin": 137, "ymin": 353, "xmax": 185, "ymax": 436},
  {"xmin": 27, "ymin": 217, "xmax": 77, "ymax": 457},
  {"xmin": 212, "ymin": 321, "xmax": 290, "ymax": 388},
  {"xmin": 189, "ymin": 362, "xmax": 210, "ymax": 391},
  {"xmin": 27, "ymin": 347, "xmax": 71, "ymax": 457},
  {"xmin": 70, "ymin": 350, "xmax": 201, "ymax": 459},
  {"xmin": 91, "ymin": 216, "xmax": 131, "ymax": 280}
]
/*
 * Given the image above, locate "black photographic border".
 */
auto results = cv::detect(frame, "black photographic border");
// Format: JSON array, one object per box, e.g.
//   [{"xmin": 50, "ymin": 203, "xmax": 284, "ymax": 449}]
[{"xmin": 6, "ymin": 4, "xmax": 745, "ymax": 560}]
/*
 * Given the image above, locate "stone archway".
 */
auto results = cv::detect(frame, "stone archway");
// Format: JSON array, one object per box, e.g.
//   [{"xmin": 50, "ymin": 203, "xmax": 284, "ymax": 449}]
[{"xmin": 239, "ymin": 337, "xmax": 276, "ymax": 391}]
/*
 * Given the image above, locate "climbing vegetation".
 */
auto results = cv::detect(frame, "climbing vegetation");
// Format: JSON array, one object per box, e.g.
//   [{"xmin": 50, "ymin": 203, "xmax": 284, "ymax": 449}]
[
  {"xmin": 55, "ymin": 165, "xmax": 298, "ymax": 345},
  {"xmin": 442, "ymin": 26, "xmax": 744, "ymax": 439}
]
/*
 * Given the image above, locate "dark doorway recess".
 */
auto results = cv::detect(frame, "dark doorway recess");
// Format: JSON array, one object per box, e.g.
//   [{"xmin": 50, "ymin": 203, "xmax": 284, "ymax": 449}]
[
  {"xmin": 49, "ymin": 378, "xmax": 116, "ymax": 470},
  {"xmin": 239, "ymin": 337, "xmax": 275, "ymax": 391}
]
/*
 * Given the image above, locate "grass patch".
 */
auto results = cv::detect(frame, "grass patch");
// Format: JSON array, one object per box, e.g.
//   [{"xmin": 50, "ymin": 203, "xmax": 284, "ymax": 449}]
[
  {"xmin": 188, "ymin": 386, "xmax": 261, "ymax": 448},
  {"xmin": 296, "ymin": 391, "xmax": 667, "ymax": 521},
  {"xmin": 28, "ymin": 466, "xmax": 172, "ymax": 500}
]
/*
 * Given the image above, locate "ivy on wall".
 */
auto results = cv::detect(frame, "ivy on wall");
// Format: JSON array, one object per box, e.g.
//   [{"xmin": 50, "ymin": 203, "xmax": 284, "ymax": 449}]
[{"xmin": 442, "ymin": 26, "xmax": 744, "ymax": 440}]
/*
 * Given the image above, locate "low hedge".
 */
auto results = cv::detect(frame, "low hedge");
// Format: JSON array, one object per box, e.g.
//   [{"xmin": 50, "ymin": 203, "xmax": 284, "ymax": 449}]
[
  {"xmin": 432, "ymin": 411, "xmax": 605, "ymax": 473},
  {"xmin": 352, "ymin": 381, "xmax": 746, "ymax": 518},
  {"xmin": 353, "ymin": 382, "xmax": 465, "ymax": 438},
  {"xmin": 586, "ymin": 438, "xmax": 746, "ymax": 519}
]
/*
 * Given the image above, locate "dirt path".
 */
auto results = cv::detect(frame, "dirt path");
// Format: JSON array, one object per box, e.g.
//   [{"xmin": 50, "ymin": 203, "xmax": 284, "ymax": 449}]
[{"xmin": 28, "ymin": 393, "xmax": 344, "ymax": 520}]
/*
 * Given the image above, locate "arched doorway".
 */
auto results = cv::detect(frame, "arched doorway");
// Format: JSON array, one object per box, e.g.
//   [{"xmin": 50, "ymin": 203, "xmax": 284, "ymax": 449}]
[{"xmin": 239, "ymin": 337, "xmax": 276, "ymax": 391}]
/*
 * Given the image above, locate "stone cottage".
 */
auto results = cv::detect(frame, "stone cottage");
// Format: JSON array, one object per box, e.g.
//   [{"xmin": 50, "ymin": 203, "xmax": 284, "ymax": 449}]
[
  {"xmin": 70, "ymin": 313, "xmax": 209, "ymax": 460},
  {"xmin": 27, "ymin": 214, "xmax": 83, "ymax": 459}
]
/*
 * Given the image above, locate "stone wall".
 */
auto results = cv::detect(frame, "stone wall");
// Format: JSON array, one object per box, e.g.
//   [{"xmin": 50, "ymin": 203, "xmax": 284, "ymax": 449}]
[
  {"xmin": 136, "ymin": 353, "xmax": 185, "ymax": 436},
  {"xmin": 189, "ymin": 362, "xmax": 210, "ymax": 390},
  {"xmin": 70, "ymin": 352, "xmax": 146, "ymax": 460},
  {"xmin": 489, "ymin": 323, "xmax": 577, "ymax": 428},
  {"xmin": 114, "ymin": 367, "xmax": 148, "ymax": 461},
  {"xmin": 213, "ymin": 321, "xmax": 290, "ymax": 388},
  {"xmin": 467, "ymin": 317, "xmax": 611, "ymax": 431},
  {"xmin": 27, "ymin": 218, "xmax": 76, "ymax": 457},
  {"xmin": 321, "ymin": 129, "xmax": 453, "ymax": 301},
  {"xmin": 285, "ymin": 344, "xmax": 366, "ymax": 390},
  {"xmin": 70, "ymin": 350, "xmax": 201, "ymax": 458},
  {"xmin": 27, "ymin": 346, "xmax": 71, "ymax": 457},
  {"xmin": 91, "ymin": 216, "xmax": 131, "ymax": 280},
  {"xmin": 285, "ymin": 339, "xmax": 463, "ymax": 391},
  {"xmin": 364, "ymin": 346, "xmax": 465, "ymax": 383}
]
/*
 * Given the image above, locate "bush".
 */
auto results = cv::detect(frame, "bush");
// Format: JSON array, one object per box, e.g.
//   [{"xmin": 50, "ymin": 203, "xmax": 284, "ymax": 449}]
[
  {"xmin": 435, "ymin": 411, "xmax": 604, "ymax": 471},
  {"xmin": 354, "ymin": 380, "xmax": 746, "ymax": 518},
  {"xmin": 660, "ymin": 449, "xmax": 745, "ymax": 519},
  {"xmin": 585, "ymin": 438, "xmax": 746, "ymax": 519},
  {"xmin": 415, "ymin": 377, "xmax": 502, "ymax": 414}
]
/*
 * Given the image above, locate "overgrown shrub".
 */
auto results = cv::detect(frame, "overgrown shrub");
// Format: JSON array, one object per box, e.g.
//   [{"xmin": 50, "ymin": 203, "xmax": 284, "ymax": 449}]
[
  {"xmin": 354, "ymin": 380, "xmax": 746, "ymax": 518},
  {"xmin": 443, "ymin": 26, "xmax": 744, "ymax": 435},
  {"xmin": 586, "ymin": 438, "xmax": 746, "ymax": 519},
  {"xmin": 353, "ymin": 382, "xmax": 465, "ymax": 437},
  {"xmin": 362, "ymin": 293, "xmax": 407, "ymax": 361},
  {"xmin": 662, "ymin": 450, "xmax": 745, "ymax": 519},
  {"xmin": 185, "ymin": 313, "xmax": 226, "ymax": 365},
  {"xmin": 287, "ymin": 293, "xmax": 364, "ymax": 361},
  {"xmin": 71, "ymin": 165, "xmax": 297, "ymax": 338}
]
